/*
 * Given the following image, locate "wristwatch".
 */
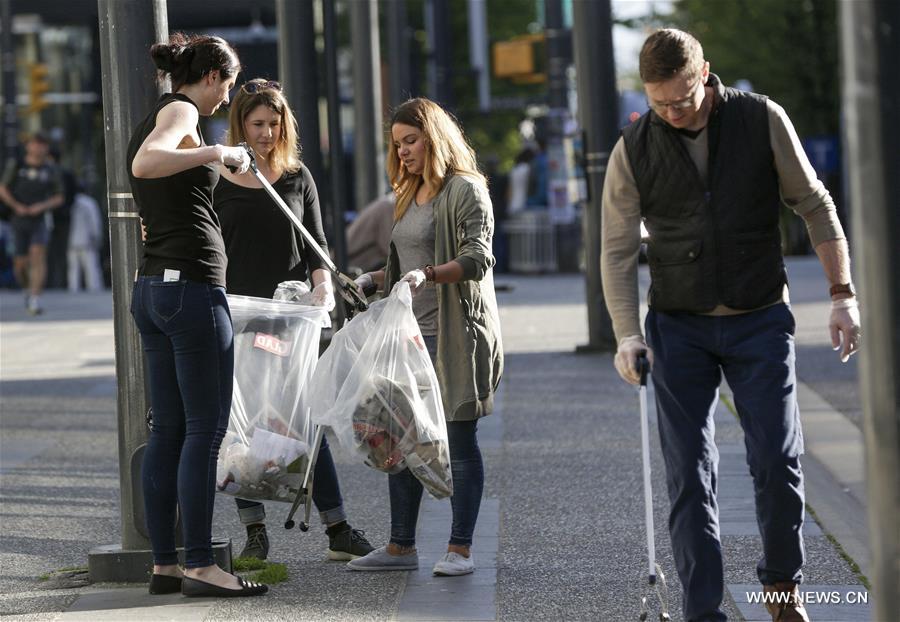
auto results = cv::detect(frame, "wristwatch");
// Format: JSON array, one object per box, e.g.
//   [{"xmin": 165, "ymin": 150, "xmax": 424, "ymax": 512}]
[
  {"xmin": 829, "ymin": 282, "xmax": 856, "ymax": 298},
  {"xmin": 424, "ymin": 264, "xmax": 436, "ymax": 282}
]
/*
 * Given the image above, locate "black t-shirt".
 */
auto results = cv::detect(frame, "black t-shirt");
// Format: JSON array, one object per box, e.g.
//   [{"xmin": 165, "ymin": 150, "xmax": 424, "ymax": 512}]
[
  {"xmin": 126, "ymin": 93, "xmax": 226, "ymax": 286},
  {"xmin": 1, "ymin": 158, "xmax": 62, "ymax": 226},
  {"xmin": 213, "ymin": 164, "xmax": 328, "ymax": 298}
]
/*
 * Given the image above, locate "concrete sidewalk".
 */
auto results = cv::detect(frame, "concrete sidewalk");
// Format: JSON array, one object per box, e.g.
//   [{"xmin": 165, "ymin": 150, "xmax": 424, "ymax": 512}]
[{"xmin": 0, "ymin": 258, "xmax": 872, "ymax": 621}]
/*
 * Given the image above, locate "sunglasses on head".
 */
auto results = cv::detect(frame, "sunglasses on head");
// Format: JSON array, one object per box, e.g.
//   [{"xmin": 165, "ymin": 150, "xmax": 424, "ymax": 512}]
[{"xmin": 241, "ymin": 80, "xmax": 282, "ymax": 94}]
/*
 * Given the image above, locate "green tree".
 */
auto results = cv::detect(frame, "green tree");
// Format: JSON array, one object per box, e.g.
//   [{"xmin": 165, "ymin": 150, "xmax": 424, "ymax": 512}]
[
  {"xmin": 402, "ymin": 0, "xmax": 546, "ymax": 171},
  {"xmin": 667, "ymin": 0, "xmax": 840, "ymax": 138}
]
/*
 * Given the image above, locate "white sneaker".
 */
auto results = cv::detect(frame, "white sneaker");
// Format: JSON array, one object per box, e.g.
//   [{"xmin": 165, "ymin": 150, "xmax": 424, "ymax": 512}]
[
  {"xmin": 26, "ymin": 296, "xmax": 43, "ymax": 316},
  {"xmin": 432, "ymin": 551, "xmax": 474, "ymax": 576}
]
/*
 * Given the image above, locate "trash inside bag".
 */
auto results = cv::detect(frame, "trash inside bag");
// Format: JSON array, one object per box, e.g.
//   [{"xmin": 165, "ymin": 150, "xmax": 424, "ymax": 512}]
[
  {"xmin": 216, "ymin": 294, "xmax": 330, "ymax": 502},
  {"xmin": 309, "ymin": 281, "xmax": 452, "ymax": 498},
  {"xmin": 273, "ymin": 280, "xmax": 311, "ymax": 304}
]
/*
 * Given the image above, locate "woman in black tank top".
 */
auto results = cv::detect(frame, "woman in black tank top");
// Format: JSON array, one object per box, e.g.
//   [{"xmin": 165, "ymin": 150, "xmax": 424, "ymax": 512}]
[
  {"xmin": 213, "ymin": 79, "xmax": 375, "ymax": 563},
  {"xmin": 127, "ymin": 33, "xmax": 266, "ymax": 599}
]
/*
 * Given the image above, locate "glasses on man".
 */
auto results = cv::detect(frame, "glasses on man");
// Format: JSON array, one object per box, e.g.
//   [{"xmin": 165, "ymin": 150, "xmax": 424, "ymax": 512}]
[
  {"xmin": 241, "ymin": 80, "xmax": 282, "ymax": 94},
  {"xmin": 647, "ymin": 79, "xmax": 703, "ymax": 114}
]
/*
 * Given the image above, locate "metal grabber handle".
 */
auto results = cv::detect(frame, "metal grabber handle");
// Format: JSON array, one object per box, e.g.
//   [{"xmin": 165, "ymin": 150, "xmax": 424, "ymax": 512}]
[
  {"xmin": 636, "ymin": 352, "xmax": 671, "ymax": 621},
  {"xmin": 636, "ymin": 352, "xmax": 654, "ymax": 582}
]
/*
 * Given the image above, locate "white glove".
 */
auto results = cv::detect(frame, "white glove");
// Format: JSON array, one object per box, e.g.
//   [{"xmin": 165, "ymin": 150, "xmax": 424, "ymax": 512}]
[
  {"xmin": 354, "ymin": 273, "xmax": 375, "ymax": 296},
  {"xmin": 614, "ymin": 335, "xmax": 654, "ymax": 386},
  {"xmin": 217, "ymin": 145, "xmax": 251, "ymax": 174},
  {"xmin": 829, "ymin": 297, "xmax": 861, "ymax": 363},
  {"xmin": 402, "ymin": 269, "xmax": 427, "ymax": 296},
  {"xmin": 310, "ymin": 280, "xmax": 335, "ymax": 312}
]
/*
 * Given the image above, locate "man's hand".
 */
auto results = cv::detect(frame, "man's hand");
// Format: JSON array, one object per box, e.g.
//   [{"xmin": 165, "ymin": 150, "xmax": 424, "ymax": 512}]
[
  {"xmin": 310, "ymin": 280, "xmax": 335, "ymax": 312},
  {"xmin": 401, "ymin": 269, "xmax": 427, "ymax": 296},
  {"xmin": 830, "ymin": 297, "xmax": 861, "ymax": 363},
  {"xmin": 614, "ymin": 335, "xmax": 654, "ymax": 386}
]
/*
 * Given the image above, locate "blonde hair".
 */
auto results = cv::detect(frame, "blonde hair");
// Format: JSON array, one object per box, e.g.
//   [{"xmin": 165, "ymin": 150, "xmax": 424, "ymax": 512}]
[
  {"xmin": 387, "ymin": 98, "xmax": 485, "ymax": 222},
  {"xmin": 226, "ymin": 79, "xmax": 301, "ymax": 175}
]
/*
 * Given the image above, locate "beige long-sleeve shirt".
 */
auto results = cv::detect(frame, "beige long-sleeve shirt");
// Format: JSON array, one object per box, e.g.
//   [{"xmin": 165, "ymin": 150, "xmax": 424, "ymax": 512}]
[{"xmin": 600, "ymin": 98, "xmax": 845, "ymax": 342}]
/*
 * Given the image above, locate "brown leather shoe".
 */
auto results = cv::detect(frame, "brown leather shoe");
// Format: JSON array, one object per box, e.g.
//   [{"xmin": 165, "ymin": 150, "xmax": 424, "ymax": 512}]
[{"xmin": 764, "ymin": 582, "xmax": 811, "ymax": 622}]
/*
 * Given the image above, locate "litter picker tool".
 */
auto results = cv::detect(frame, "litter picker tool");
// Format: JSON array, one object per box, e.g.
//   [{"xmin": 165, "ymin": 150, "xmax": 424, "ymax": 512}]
[
  {"xmin": 637, "ymin": 352, "xmax": 671, "ymax": 622},
  {"xmin": 236, "ymin": 143, "xmax": 369, "ymax": 316},
  {"xmin": 283, "ymin": 424, "xmax": 324, "ymax": 532}
]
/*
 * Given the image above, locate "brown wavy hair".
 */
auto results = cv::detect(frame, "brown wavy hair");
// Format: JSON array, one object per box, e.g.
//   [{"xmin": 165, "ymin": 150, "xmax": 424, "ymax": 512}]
[
  {"xmin": 225, "ymin": 79, "xmax": 301, "ymax": 175},
  {"xmin": 387, "ymin": 98, "xmax": 485, "ymax": 222}
]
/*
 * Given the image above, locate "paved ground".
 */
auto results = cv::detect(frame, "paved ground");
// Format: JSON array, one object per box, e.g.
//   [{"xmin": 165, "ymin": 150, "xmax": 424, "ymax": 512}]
[{"xmin": 0, "ymin": 258, "xmax": 872, "ymax": 621}]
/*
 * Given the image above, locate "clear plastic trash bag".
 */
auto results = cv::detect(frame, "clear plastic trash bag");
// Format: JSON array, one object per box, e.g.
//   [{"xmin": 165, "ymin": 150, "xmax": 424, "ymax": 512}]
[
  {"xmin": 309, "ymin": 281, "xmax": 452, "ymax": 499},
  {"xmin": 216, "ymin": 294, "xmax": 330, "ymax": 502}
]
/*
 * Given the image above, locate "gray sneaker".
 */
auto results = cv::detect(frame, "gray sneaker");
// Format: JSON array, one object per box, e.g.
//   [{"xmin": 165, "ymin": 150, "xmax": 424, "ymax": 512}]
[{"xmin": 346, "ymin": 546, "xmax": 418, "ymax": 571}]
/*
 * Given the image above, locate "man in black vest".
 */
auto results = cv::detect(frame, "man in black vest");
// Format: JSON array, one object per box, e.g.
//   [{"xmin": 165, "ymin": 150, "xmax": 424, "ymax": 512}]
[{"xmin": 600, "ymin": 29, "xmax": 860, "ymax": 622}]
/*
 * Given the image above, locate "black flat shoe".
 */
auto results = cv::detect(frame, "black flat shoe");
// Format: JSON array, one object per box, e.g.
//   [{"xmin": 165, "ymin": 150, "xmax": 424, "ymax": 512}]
[
  {"xmin": 148, "ymin": 573, "xmax": 182, "ymax": 595},
  {"xmin": 182, "ymin": 575, "xmax": 268, "ymax": 598}
]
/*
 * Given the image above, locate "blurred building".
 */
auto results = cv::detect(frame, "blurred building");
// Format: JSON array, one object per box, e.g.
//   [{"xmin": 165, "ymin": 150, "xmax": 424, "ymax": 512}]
[{"xmin": 3, "ymin": 0, "xmax": 280, "ymax": 190}]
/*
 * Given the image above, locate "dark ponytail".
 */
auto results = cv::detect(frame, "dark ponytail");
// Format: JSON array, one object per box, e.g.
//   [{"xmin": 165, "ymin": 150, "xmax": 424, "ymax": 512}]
[{"xmin": 150, "ymin": 33, "xmax": 240, "ymax": 92}]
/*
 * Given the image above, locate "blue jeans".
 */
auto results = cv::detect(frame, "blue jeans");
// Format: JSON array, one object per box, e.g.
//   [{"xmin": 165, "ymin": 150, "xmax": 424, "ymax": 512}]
[
  {"xmin": 235, "ymin": 433, "xmax": 347, "ymax": 527},
  {"xmin": 388, "ymin": 335, "xmax": 485, "ymax": 548},
  {"xmin": 645, "ymin": 303, "xmax": 805, "ymax": 622},
  {"xmin": 131, "ymin": 276, "xmax": 234, "ymax": 569}
]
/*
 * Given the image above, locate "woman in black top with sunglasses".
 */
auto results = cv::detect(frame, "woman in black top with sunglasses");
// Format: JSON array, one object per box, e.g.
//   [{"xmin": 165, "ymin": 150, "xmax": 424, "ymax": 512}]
[{"xmin": 214, "ymin": 78, "xmax": 374, "ymax": 563}]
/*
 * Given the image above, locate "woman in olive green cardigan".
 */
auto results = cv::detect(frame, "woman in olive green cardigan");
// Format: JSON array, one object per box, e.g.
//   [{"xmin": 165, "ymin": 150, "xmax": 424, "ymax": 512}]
[{"xmin": 349, "ymin": 98, "xmax": 503, "ymax": 577}]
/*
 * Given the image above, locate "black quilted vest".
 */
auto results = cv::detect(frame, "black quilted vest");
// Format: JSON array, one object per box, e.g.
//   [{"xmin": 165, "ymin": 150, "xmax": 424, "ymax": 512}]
[{"xmin": 622, "ymin": 75, "xmax": 785, "ymax": 313}]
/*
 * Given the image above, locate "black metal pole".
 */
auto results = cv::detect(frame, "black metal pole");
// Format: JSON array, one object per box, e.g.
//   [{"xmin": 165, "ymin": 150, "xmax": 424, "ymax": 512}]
[
  {"xmin": 572, "ymin": 0, "xmax": 616, "ymax": 352},
  {"xmin": 95, "ymin": 0, "xmax": 166, "ymax": 559},
  {"xmin": 276, "ymin": 0, "xmax": 324, "ymax": 194},
  {"xmin": 544, "ymin": 0, "xmax": 567, "ymax": 111},
  {"xmin": 840, "ymin": 1, "xmax": 899, "ymax": 619},
  {"xmin": 1, "ymin": 0, "xmax": 18, "ymax": 162},
  {"xmin": 350, "ymin": 0, "xmax": 385, "ymax": 210},
  {"xmin": 425, "ymin": 0, "xmax": 453, "ymax": 109},
  {"xmin": 322, "ymin": 0, "xmax": 347, "ymax": 278},
  {"xmin": 386, "ymin": 0, "xmax": 412, "ymax": 107},
  {"xmin": 92, "ymin": 1, "xmax": 232, "ymax": 581}
]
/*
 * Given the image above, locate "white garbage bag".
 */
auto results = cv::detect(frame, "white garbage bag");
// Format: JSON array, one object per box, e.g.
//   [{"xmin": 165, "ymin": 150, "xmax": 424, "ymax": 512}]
[
  {"xmin": 216, "ymin": 294, "xmax": 330, "ymax": 502},
  {"xmin": 308, "ymin": 282, "xmax": 452, "ymax": 499}
]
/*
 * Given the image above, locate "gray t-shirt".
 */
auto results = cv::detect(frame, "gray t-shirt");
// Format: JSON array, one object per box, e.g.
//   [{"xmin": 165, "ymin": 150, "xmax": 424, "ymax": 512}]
[{"xmin": 392, "ymin": 198, "xmax": 438, "ymax": 336}]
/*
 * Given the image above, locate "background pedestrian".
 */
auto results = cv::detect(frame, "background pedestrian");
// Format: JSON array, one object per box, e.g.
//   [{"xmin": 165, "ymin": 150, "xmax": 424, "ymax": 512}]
[{"xmin": 0, "ymin": 132, "xmax": 64, "ymax": 315}]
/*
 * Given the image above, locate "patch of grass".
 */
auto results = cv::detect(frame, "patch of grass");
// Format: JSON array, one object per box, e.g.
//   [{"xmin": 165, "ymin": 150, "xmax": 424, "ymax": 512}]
[
  {"xmin": 246, "ymin": 562, "xmax": 288, "ymax": 584},
  {"xmin": 232, "ymin": 556, "xmax": 267, "ymax": 571},
  {"xmin": 38, "ymin": 566, "xmax": 88, "ymax": 581},
  {"xmin": 804, "ymin": 503, "xmax": 871, "ymax": 590}
]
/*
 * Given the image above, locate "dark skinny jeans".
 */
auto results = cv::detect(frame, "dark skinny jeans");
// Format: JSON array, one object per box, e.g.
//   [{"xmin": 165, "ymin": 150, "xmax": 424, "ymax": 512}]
[
  {"xmin": 388, "ymin": 334, "xmax": 485, "ymax": 548},
  {"xmin": 131, "ymin": 276, "xmax": 233, "ymax": 569}
]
